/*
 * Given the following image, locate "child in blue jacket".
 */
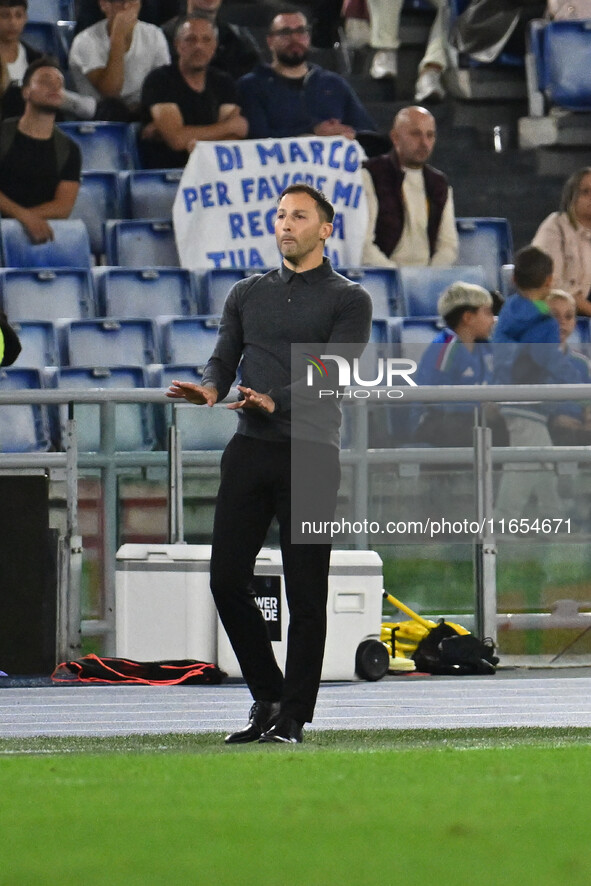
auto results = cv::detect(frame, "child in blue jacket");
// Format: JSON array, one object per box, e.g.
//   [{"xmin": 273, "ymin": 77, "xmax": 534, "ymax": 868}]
[{"xmin": 492, "ymin": 246, "xmax": 572, "ymax": 522}]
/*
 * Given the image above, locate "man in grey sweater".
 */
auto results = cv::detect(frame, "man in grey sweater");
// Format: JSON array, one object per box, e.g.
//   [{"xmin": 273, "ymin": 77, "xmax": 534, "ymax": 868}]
[{"xmin": 167, "ymin": 184, "xmax": 372, "ymax": 743}]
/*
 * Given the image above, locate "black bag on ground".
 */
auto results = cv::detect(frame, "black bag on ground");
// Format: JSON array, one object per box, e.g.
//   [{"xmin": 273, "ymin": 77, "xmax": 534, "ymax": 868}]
[
  {"xmin": 52, "ymin": 654, "xmax": 227, "ymax": 685},
  {"xmin": 412, "ymin": 620, "xmax": 499, "ymax": 675}
]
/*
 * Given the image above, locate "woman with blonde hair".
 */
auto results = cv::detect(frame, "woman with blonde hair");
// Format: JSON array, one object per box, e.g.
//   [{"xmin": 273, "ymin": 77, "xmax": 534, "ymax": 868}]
[{"xmin": 532, "ymin": 167, "xmax": 591, "ymax": 316}]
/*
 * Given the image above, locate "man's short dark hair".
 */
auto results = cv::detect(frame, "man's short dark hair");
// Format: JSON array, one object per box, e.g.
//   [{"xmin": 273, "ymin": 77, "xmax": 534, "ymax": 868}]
[
  {"xmin": 268, "ymin": 8, "xmax": 309, "ymax": 33},
  {"xmin": 175, "ymin": 11, "xmax": 218, "ymax": 42},
  {"xmin": 0, "ymin": 1, "xmax": 27, "ymax": 9},
  {"xmin": 513, "ymin": 245, "xmax": 553, "ymax": 290},
  {"xmin": 443, "ymin": 305, "xmax": 478, "ymax": 332},
  {"xmin": 22, "ymin": 56, "xmax": 62, "ymax": 88},
  {"xmin": 279, "ymin": 184, "xmax": 335, "ymax": 223}
]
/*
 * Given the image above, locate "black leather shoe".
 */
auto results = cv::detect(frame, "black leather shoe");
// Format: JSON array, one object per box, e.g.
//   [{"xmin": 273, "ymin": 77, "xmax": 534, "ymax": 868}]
[
  {"xmin": 225, "ymin": 701, "xmax": 281, "ymax": 744},
  {"xmin": 259, "ymin": 717, "xmax": 303, "ymax": 744}
]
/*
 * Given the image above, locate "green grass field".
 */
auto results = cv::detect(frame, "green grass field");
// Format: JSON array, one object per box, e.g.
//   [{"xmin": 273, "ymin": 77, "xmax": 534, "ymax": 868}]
[{"xmin": 2, "ymin": 728, "xmax": 591, "ymax": 886}]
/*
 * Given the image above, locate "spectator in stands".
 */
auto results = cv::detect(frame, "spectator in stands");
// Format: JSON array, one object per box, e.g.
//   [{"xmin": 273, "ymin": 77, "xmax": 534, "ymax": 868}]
[
  {"xmin": 492, "ymin": 246, "xmax": 573, "ymax": 521},
  {"xmin": 162, "ymin": 0, "xmax": 261, "ymax": 80},
  {"xmin": 367, "ymin": 0, "xmax": 448, "ymax": 103},
  {"xmin": 0, "ymin": 0, "xmax": 40, "ymax": 115},
  {"xmin": 342, "ymin": 0, "xmax": 370, "ymax": 49},
  {"xmin": 532, "ymin": 167, "xmax": 591, "ymax": 318},
  {"xmin": 237, "ymin": 10, "xmax": 375, "ymax": 140},
  {"xmin": 546, "ymin": 288, "xmax": 591, "ymax": 445},
  {"xmin": 69, "ymin": 0, "xmax": 170, "ymax": 122},
  {"xmin": 361, "ymin": 105, "xmax": 458, "ymax": 268},
  {"xmin": 140, "ymin": 13, "xmax": 248, "ymax": 169},
  {"xmin": 546, "ymin": 0, "xmax": 591, "ymax": 19},
  {"xmin": 0, "ymin": 310, "xmax": 21, "ymax": 366},
  {"xmin": 0, "ymin": 0, "xmax": 96, "ymax": 120},
  {"xmin": 74, "ymin": 0, "xmax": 181, "ymax": 34},
  {"xmin": 411, "ymin": 281, "xmax": 507, "ymax": 446},
  {"xmin": 0, "ymin": 58, "xmax": 81, "ymax": 244}
]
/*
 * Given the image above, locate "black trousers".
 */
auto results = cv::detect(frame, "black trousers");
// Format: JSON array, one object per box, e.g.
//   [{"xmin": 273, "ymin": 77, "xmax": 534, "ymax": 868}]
[{"xmin": 210, "ymin": 434, "xmax": 341, "ymax": 724}]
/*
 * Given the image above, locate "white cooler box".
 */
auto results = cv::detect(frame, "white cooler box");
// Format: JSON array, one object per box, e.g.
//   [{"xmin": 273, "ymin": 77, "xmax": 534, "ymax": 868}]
[
  {"xmin": 115, "ymin": 544, "xmax": 217, "ymax": 662},
  {"xmin": 217, "ymin": 548, "xmax": 385, "ymax": 681}
]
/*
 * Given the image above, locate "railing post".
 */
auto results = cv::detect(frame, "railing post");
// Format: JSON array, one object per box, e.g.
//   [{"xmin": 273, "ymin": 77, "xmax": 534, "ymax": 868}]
[
  {"xmin": 167, "ymin": 407, "xmax": 184, "ymax": 544},
  {"xmin": 350, "ymin": 400, "xmax": 369, "ymax": 550},
  {"xmin": 100, "ymin": 400, "xmax": 118, "ymax": 654},
  {"xmin": 64, "ymin": 408, "xmax": 83, "ymax": 659},
  {"xmin": 473, "ymin": 407, "xmax": 497, "ymax": 644}
]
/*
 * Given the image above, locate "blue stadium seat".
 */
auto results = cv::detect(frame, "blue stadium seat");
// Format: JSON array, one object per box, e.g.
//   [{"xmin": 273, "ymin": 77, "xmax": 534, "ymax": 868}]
[
  {"xmin": 569, "ymin": 318, "xmax": 591, "ymax": 347},
  {"xmin": 0, "ymin": 268, "xmax": 95, "ymax": 323},
  {"xmin": 104, "ymin": 219, "xmax": 179, "ymax": 267},
  {"xmin": 11, "ymin": 322, "xmax": 60, "ymax": 370},
  {"xmin": 97, "ymin": 268, "xmax": 196, "ymax": 319},
  {"xmin": 403, "ymin": 0, "xmax": 434, "ymax": 9},
  {"xmin": 71, "ymin": 172, "xmax": 124, "ymax": 258},
  {"xmin": 388, "ymin": 317, "xmax": 443, "ymax": 362},
  {"xmin": 528, "ymin": 18, "xmax": 547, "ymax": 93},
  {"xmin": 0, "ymin": 368, "xmax": 52, "ymax": 452},
  {"xmin": 23, "ymin": 21, "xmax": 71, "ymax": 67},
  {"xmin": 54, "ymin": 366, "xmax": 157, "ymax": 452},
  {"xmin": 0, "ymin": 219, "xmax": 92, "ymax": 270},
  {"xmin": 161, "ymin": 317, "xmax": 220, "ymax": 372},
  {"xmin": 197, "ymin": 269, "xmax": 249, "ymax": 315},
  {"xmin": 156, "ymin": 365, "xmax": 237, "ymax": 450},
  {"xmin": 398, "ymin": 265, "xmax": 488, "ymax": 317},
  {"xmin": 27, "ymin": 0, "xmax": 75, "ymax": 22},
  {"xmin": 58, "ymin": 122, "xmax": 139, "ymax": 172},
  {"xmin": 338, "ymin": 267, "xmax": 400, "ymax": 318},
  {"xmin": 456, "ymin": 218, "xmax": 513, "ymax": 291},
  {"xmin": 63, "ymin": 319, "xmax": 159, "ymax": 367},
  {"xmin": 539, "ymin": 20, "xmax": 591, "ymax": 111},
  {"xmin": 125, "ymin": 169, "xmax": 183, "ymax": 220}
]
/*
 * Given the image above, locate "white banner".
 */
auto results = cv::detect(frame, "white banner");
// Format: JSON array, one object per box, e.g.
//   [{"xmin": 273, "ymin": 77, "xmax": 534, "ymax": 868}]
[{"xmin": 173, "ymin": 136, "xmax": 368, "ymax": 270}]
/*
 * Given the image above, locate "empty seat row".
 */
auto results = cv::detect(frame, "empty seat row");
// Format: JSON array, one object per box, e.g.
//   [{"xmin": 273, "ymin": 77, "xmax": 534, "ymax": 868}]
[
  {"xmin": 0, "ymin": 208, "xmax": 513, "ymax": 294},
  {"xmin": 527, "ymin": 18, "xmax": 591, "ymax": 115},
  {"xmin": 0, "ymin": 364, "xmax": 237, "ymax": 454},
  {"xmin": 0, "ymin": 216, "xmax": 179, "ymax": 270},
  {"xmin": 13, "ymin": 316, "xmax": 220, "ymax": 370},
  {"xmin": 74, "ymin": 168, "xmax": 180, "ymax": 256},
  {"xmin": 0, "ymin": 266, "xmax": 238, "ymax": 322},
  {"xmin": 0, "ymin": 260, "xmax": 512, "ymax": 330},
  {"xmin": 16, "ymin": 309, "xmax": 591, "ymax": 377}
]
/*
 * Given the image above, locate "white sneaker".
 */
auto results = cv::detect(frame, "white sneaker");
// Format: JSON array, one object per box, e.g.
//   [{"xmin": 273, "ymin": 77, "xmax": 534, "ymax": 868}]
[
  {"xmin": 415, "ymin": 68, "xmax": 445, "ymax": 103},
  {"xmin": 344, "ymin": 18, "xmax": 370, "ymax": 49},
  {"xmin": 370, "ymin": 49, "xmax": 397, "ymax": 80}
]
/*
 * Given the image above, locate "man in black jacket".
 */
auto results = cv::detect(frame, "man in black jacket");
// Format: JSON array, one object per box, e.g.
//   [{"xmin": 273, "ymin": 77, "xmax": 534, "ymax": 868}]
[
  {"xmin": 0, "ymin": 58, "xmax": 81, "ymax": 243},
  {"xmin": 167, "ymin": 185, "xmax": 372, "ymax": 744}
]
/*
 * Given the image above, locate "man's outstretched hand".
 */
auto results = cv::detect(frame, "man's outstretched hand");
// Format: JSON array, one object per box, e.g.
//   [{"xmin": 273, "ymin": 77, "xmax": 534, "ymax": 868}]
[
  {"xmin": 227, "ymin": 385, "xmax": 275, "ymax": 413},
  {"xmin": 166, "ymin": 380, "xmax": 219, "ymax": 406},
  {"xmin": 166, "ymin": 382, "xmax": 275, "ymax": 412}
]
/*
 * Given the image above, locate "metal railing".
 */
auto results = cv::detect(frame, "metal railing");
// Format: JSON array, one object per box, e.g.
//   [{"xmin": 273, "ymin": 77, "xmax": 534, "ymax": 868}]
[{"xmin": 1, "ymin": 383, "xmax": 591, "ymax": 655}]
